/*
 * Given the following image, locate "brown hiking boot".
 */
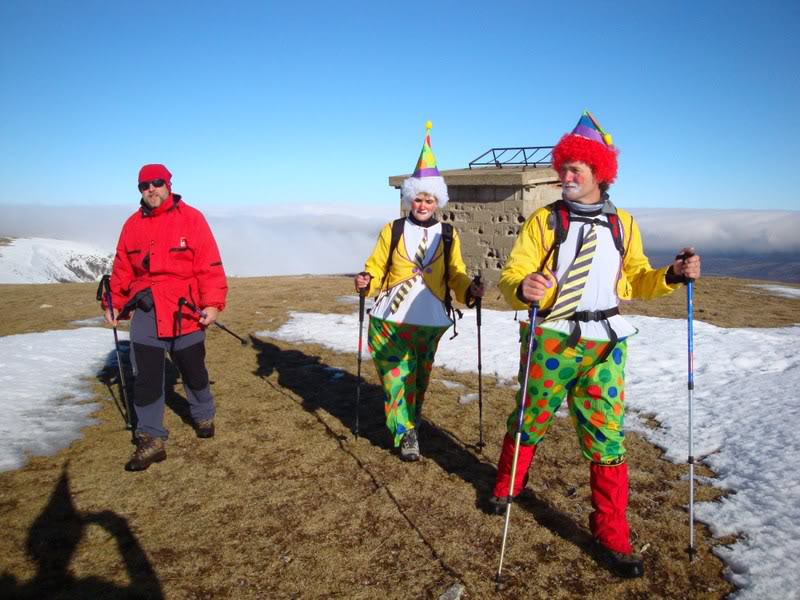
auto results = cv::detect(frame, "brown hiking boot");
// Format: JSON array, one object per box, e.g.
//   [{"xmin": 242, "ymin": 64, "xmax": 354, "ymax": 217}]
[
  {"xmin": 125, "ymin": 433, "xmax": 166, "ymax": 471},
  {"xmin": 194, "ymin": 418, "xmax": 215, "ymax": 439}
]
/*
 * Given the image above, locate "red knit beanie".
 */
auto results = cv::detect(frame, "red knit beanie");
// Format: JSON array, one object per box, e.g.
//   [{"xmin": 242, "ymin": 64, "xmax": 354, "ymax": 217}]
[{"xmin": 138, "ymin": 164, "xmax": 172, "ymax": 190}]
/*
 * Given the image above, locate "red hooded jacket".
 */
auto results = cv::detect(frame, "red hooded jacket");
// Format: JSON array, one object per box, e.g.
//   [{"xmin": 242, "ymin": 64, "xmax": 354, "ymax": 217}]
[{"xmin": 105, "ymin": 194, "xmax": 228, "ymax": 338}]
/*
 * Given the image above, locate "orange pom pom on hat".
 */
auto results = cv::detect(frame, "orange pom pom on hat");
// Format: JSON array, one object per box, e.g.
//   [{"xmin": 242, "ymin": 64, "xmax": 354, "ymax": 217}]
[{"xmin": 552, "ymin": 111, "xmax": 618, "ymax": 185}]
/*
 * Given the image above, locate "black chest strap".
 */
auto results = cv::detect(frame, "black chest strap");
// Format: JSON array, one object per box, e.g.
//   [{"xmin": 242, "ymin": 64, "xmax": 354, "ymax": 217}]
[{"xmin": 537, "ymin": 306, "xmax": 621, "ymax": 367}]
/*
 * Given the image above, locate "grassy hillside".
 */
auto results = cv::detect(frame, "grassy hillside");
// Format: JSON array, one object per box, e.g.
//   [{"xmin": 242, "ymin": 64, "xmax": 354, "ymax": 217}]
[{"xmin": 0, "ymin": 275, "xmax": 797, "ymax": 599}]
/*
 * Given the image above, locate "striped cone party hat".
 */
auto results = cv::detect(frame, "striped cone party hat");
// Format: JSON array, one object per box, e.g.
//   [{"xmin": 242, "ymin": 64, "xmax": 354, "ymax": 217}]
[
  {"xmin": 413, "ymin": 120, "xmax": 441, "ymax": 177},
  {"xmin": 572, "ymin": 111, "xmax": 613, "ymax": 147},
  {"xmin": 401, "ymin": 120, "xmax": 449, "ymax": 207}
]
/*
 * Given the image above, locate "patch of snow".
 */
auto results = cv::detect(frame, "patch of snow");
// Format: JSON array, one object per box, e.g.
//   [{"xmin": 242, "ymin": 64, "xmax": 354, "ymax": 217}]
[
  {"xmin": 458, "ymin": 393, "xmax": 479, "ymax": 405},
  {"xmin": 336, "ymin": 295, "xmax": 375, "ymax": 309},
  {"xmin": 71, "ymin": 316, "xmax": 105, "ymax": 326},
  {"xmin": 748, "ymin": 284, "xmax": 800, "ymax": 299},
  {"xmin": 0, "ymin": 328, "xmax": 123, "ymax": 471},
  {"xmin": 434, "ymin": 379, "xmax": 465, "ymax": 390}
]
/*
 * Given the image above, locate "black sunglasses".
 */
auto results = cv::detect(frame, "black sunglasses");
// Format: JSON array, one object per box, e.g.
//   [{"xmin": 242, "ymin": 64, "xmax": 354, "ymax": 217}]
[{"xmin": 138, "ymin": 179, "xmax": 167, "ymax": 192}]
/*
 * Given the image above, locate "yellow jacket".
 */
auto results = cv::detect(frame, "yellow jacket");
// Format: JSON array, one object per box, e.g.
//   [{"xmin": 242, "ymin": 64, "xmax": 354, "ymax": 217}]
[
  {"xmin": 499, "ymin": 205, "xmax": 679, "ymax": 311},
  {"xmin": 364, "ymin": 221, "xmax": 473, "ymax": 304}
]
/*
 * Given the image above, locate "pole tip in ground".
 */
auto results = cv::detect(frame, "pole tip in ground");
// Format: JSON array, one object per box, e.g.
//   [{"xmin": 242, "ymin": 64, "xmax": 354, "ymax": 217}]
[
  {"xmin": 687, "ymin": 545, "xmax": 696, "ymax": 561},
  {"xmin": 494, "ymin": 574, "xmax": 505, "ymax": 592}
]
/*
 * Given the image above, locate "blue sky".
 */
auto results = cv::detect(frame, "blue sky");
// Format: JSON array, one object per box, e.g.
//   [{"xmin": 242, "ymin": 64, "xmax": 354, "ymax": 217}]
[{"xmin": 1, "ymin": 0, "xmax": 798, "ymax": 211}]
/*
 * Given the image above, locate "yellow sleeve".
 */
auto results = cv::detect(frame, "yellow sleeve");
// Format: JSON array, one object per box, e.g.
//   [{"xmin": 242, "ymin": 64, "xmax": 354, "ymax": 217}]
[
  {"xmin": 363, "ymin": 223, "xmax": 392, "ymax": 297},
  {"xmin": 499, "ymin": 209, "xmax": 558, "ymax": 310},
  {"xmin": 622, "ymin": 212, "xmax": 680, "ymax": 300},
  {"xmin": 447, "ymin": 230, "xmax": 473, "ymax": 304}
]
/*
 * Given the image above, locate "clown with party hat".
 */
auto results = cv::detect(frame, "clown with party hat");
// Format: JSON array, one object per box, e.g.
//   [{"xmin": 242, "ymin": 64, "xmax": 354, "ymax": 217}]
[
  {"xmin": 552, "ymin": 110, "xmax": 618, "ymax": 189},
  {"xmin": 354, "ymin": 121, "xmax": 483, "ymax": 462},
  {"xmin": 490, "ymin": 110, "xmax": 702, "ymax": 580}
]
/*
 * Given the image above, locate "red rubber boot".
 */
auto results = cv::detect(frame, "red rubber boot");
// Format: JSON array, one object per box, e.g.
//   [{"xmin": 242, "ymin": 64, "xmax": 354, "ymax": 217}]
[
  {"xmin": 589, "ymin": 462, "xmax": 643, "ymax": 578},
  {"xmin": 489, "ymin": 434, "xmax": 536, "ymax": 514}
]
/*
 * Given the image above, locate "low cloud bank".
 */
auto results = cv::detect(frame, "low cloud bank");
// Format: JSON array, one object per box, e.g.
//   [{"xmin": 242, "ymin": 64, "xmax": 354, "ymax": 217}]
[
  {"xmin": 631, "ymin": 208, "xmax": 800, "ymax": 256},
  {"xmin": 209, "ymin": 214, "xmax": 385, "ymax": 276},
  {"xmin": 2, "ymin": 205, "xmax": 798, "ymax": 278}
]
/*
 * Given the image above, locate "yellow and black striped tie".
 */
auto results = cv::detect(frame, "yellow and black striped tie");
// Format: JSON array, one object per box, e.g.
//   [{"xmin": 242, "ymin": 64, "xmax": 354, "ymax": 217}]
[
  {"xmin": 544, "ymin": 223, "xmax": 597, "ymax": 321},
  {"xmin": 389, "ymin": 231, "xmax": 428, "ymax": 314}
]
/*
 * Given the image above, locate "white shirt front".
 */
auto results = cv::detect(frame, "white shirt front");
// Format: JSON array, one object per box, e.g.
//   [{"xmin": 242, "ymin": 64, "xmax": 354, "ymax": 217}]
[
  {"xmin": 371, "ymin": 219, "xmax": 453, "ymax": 328},
  {"xmin": 538, "ymin": 208, "xmax": 638, "ymax": 341}
]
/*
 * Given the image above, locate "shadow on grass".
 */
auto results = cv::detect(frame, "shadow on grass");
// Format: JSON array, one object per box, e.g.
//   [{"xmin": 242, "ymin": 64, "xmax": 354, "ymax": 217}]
[
  {"xmin": 0, "ymin": 464, "xmax": 163, "ymax": 600},
  {"xmin": 97, "ymin": 341, "xmax": 135, "ymax": 436},
  {"xmin": 251, "ymin": 336, "xmax": 497, "ymax": 491},
  {"xmin": 250, "ymin": 335, "xmax": 612, "ymax": 570},
  {"xmin": 97, "ymin": 342, "xmax": 214, "ymax": 435}
]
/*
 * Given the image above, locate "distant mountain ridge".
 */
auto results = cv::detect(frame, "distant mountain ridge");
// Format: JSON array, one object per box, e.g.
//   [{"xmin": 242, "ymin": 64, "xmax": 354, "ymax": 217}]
[{"xmin": 0, "ymin": 237, "xmax": 112, "ymax": 284}]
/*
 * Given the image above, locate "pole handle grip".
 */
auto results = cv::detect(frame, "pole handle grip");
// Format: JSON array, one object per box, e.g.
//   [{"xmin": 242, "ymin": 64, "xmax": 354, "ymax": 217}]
[
  {"xmin": 179, "ymin": 297, "xmax": 206, "ymax": 318},
  {"xmin": 356, "ymin": 272, "xmax": 370, "ymax": 294},
  {"xmin": 675, "ymin": 252, "xmax": 696, "ymax": 284},
  {"xmin": 97, "ymin": 274, "xmax": 111, "ymax": 302},
  {"xmin": 466, "ymin": 271, "xmax": 482, "ymax": 309}
]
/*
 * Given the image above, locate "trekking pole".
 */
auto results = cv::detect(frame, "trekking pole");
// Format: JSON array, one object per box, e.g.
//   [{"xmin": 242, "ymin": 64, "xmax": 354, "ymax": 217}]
[
  {"xmin": 355, "ymin": 277, "xmax": 368, "ymax": 439},
  {"xmin": 495, "ymin": 301, "xmax": 539, "ymax": 592},
  {"xmin": 177, "ymin": 298, "xmax": 249, "ymax": 346},
  {"xmin": 466, "ymin": 272, "xmax": 484, "ymax": 452},
  {"xmin": 683, "ymin": 253, "xmax": 696, "ymax": 560},
  {"xmin": 97, "ymin": 275, "xmax": 133, "ymax": 429}
]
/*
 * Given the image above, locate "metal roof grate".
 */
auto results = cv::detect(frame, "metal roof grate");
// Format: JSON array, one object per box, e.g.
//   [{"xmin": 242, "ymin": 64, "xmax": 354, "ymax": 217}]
[{"xmin": 468, "ymin": 146, "xmax": 553, "ymax": 169}]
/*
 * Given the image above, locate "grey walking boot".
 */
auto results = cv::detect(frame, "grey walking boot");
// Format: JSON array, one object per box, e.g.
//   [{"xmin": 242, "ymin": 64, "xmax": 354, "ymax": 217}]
[
  {"xmin": 125, "ymin": 433, "xmax": 166, "ymax": 471},
  {"xmin": 194, "ymin": 418, "xmax": 215, "ymax": 439},
  {"xmin": 400, "ymin": 429, "xmax": 420, "ymax": 462}
]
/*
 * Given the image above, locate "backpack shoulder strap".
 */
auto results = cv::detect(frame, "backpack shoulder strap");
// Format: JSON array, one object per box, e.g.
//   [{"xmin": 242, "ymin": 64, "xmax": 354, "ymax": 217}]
[
  {"xmin": 606, "ymin": 212, "xmax": 625, "ymax": 256},
  {"xmin": 442, "ymin": 222, "xmax": 454, "ymax": 256},
  {"xmin": 389, "ymin": 218, "xmax": 405, "ymax": 260},
  {"xmin": 540, "ymin": 200, "xmax": 569, "ymax": 271},
  {"xmin": 550, "ymin": 199, "xmax": 570, "ymax": 245},
  {"xmin": 441, "ymin": 222, "xmax": 454, "ymax": 301},
  {"xmin": 601, "ymin": 200, "xmax": 625, "ymax": 257},
  {"xmin": 378, "ymin": 218, "xmax": 407, "ymax": 291},
  {"xmin": 440, "ymin": 222, "xmax": 462, "ymax": 338}
]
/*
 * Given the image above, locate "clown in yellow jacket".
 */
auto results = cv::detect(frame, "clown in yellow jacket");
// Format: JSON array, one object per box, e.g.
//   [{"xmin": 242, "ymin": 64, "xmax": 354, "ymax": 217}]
[
  {"xmin": 354, "ymin": 123, "xmax": 484, "ymax": 462},
  {"xmin": 489, "ymin": 112, "xmax": 701, "ymax": 578}
]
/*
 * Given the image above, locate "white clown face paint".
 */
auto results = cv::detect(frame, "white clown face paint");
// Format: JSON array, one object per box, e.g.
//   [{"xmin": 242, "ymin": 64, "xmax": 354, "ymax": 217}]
[{"xmin": 559, "ymin": 161, "xmax": 601, "ymax": 204}]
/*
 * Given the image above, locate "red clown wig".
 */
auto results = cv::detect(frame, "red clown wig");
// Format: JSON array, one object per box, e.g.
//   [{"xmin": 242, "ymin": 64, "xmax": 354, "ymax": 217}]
[{"xmin": 552, "ymin": 133, "xmax": 618, "ymax": 186}]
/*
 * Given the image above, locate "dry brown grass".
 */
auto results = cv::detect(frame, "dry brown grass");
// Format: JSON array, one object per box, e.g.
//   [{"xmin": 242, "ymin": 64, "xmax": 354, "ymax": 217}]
[{"xmin": 1, "ymin": 275, "xmax": 798, "ymax": 599}]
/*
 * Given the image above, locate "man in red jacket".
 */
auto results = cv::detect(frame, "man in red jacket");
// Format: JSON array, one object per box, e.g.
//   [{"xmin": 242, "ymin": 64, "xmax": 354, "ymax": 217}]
[{"xmin": 103, "ymin": 164, "xmax": 228, "ymax": 471}]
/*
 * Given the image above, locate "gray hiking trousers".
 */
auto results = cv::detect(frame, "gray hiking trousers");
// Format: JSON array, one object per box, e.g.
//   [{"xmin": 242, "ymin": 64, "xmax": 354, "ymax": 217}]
[{"xmin": 129, "ymin": 306, "xmax": 215, "ymax": 439}]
